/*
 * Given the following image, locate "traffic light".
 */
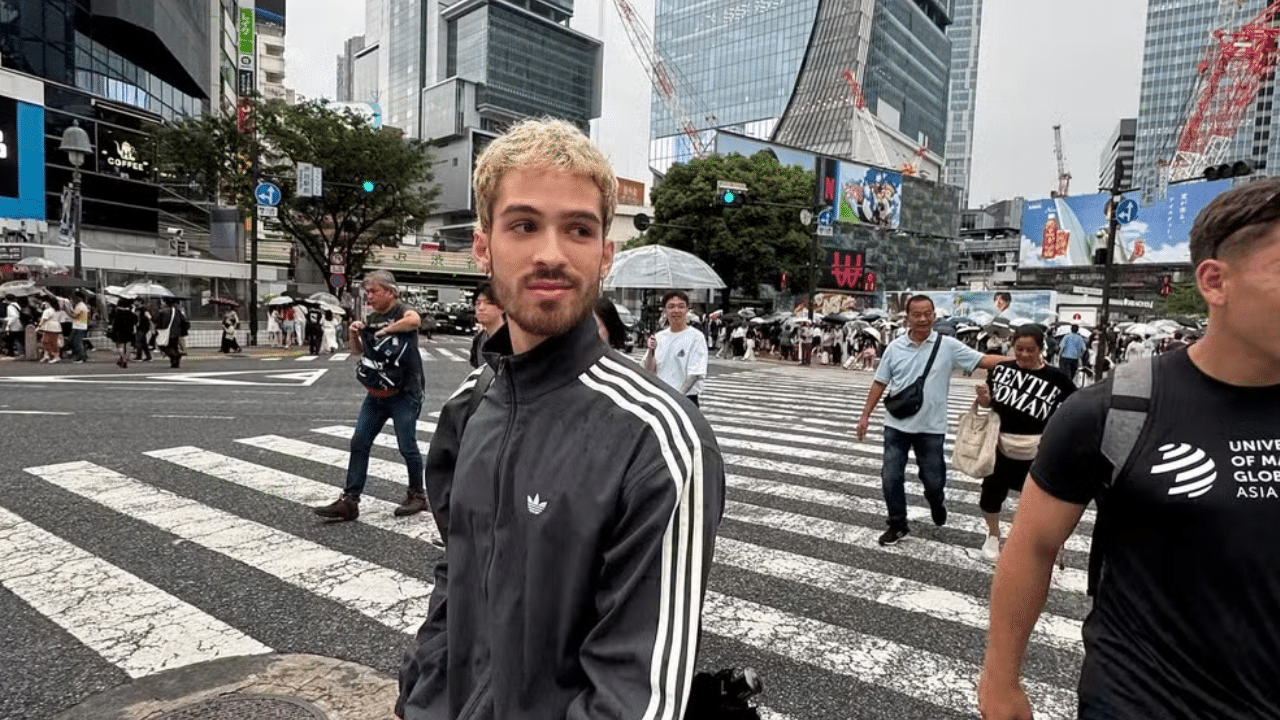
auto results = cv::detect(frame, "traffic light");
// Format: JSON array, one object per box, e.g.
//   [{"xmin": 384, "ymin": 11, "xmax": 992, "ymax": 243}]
[
  {"xmin": 717, "ymin": 188, "xmax": 748, "ymax": 207},
  {"xmin": 1204, "ymin": 160, "xmax": 1254, "ymax": 181},
  {"xmin": 633, "ymin": 213, "xmax": 651, "ymax": 231},
  {"xmin": 362, "ymin": 181, "xmax": 396, "ymax": 193}
]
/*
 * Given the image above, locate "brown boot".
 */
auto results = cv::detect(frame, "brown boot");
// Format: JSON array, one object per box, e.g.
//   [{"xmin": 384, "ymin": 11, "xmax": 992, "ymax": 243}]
[
  {"xmin": 313, "ymin": 494, "xmax": 359, "ymax": 521},
  {"xmin": 394, "ymin": 491, "xmax": 428, "ymax": 517}
]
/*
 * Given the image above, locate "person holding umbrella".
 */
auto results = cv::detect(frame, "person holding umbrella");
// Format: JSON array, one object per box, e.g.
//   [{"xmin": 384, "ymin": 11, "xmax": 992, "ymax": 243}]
[
  {"xmin": 220, "ymin": 307, "xmax": 242, "ymax": 354},
  {"xmin": 153, "ymin": 297, "xmax": 189, "ymax": 368},
  {"xmin": 108, "ymin": 299, "xmax": 137, "ymax": 368}
]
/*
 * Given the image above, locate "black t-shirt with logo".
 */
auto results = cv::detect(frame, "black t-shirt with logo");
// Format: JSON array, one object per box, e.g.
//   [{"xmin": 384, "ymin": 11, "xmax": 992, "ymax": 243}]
[
  {"xmin": 985, "ymin": 360, "xmax": 1076, "ymax": 435},
  {"xmin": 1032, "ymin": 348, "xmax": 1280, "ymax": 718},
  {"xmin": 363, "ymin": 302, "xmax": 424, "ymax": 401}
]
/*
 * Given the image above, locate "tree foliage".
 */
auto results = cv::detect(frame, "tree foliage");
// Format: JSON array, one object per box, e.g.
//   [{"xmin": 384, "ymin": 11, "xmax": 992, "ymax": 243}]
[
  {"xmin": 154, "ymin": 99, "xmax": 438, "ymax": 280},
  {"xmin": 637, "ymin": 152, "xmax": 815, "ymax": 301},
  {"xmin": 1153, "ymin": 279, "xmax": 1207, "ymax": 317}
]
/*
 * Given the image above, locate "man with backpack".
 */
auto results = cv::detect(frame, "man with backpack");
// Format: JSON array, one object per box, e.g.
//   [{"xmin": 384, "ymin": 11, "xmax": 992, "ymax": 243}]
[
  {"xmin": 313, "ymin": 270, "xmax": 426, "ymax": 522},
  {"xmin": 979, "ymin": 179, "xmax": 1280, "ymax": 720}
]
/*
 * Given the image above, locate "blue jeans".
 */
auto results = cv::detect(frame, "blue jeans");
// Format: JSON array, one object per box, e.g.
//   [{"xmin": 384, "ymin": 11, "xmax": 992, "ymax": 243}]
[
  {"xmin": 344, "ymin": 391, "xmax": 424, "ymax": 499},
  {"xmin": 70, "ymin": 329, "xmax": 86, "ymax": 361},
  {"xmin": 881, "ymin": 426, "xmax": 947, "ymax": 530}
]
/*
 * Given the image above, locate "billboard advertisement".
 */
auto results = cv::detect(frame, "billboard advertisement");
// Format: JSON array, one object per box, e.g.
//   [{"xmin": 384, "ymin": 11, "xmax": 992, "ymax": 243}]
[
  {"xmin": 0, "ymin": 96, "xmax": 45, "ymax": 221},
  {"xmin": 1019, "ymin": 180, "xmax": 1231, "ymax": 268},
  {"xmin": 835, "ymin": 161, "xmax": 902, "ymax": 229},
  {"xmin": 887, "ymin": 290, "xmax": 1056, "ymax": 326}
]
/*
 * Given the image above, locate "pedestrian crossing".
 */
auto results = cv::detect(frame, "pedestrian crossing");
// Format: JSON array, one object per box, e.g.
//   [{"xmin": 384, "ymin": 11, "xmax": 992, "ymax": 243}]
[
  {"xmin": 6, "ymin": 364, "xmax": 1089, "ymax": 719},
  {"xmin": 259, "ymin": 346, "xmax": 469, "ymax": 363}
]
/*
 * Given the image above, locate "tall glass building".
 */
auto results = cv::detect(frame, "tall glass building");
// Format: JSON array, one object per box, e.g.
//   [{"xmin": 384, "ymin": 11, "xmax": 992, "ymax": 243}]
[
  {"xmin": 650, "ymin": 0, "xmax": 951, "ymax": 174},
  {"xmin": 943, "ymin": 0, "xmax": 981, "ymax": 207},
  {"xmin": 1133, "ymin": 0, "xmax": 1278, "ymax": 196}
]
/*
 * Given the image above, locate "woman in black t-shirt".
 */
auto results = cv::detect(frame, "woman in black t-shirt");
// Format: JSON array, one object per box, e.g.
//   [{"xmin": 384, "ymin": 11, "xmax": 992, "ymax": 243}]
[{"xmin": 975, "ymin": 324, "xmax": 1076, "ymax": 561}]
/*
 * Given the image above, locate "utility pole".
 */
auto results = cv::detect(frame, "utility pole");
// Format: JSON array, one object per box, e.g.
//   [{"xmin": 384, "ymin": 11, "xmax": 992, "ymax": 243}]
[
  {"xmin": 1096, "ymin": 158, "xmax": 1124, "ymax": 378},
  {"xmin": 237, "ymin": 2, "xmax": 259, "ymax": 345}
]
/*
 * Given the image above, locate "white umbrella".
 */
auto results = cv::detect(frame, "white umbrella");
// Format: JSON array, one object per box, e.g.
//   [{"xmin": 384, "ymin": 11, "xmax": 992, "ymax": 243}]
[
  {"xmin": 1123, "ymin": 323, "xmax": 1158, "ymax": 337},
  {"xmin": 603, "ymin": 245, "xmax": 726, "ymax": 290},
  {"xmin": 120, "ymin": 280, "xmax": 175, "ymax": 298},
  {"xmin": 0, "ymin": 279, "xmax": 38, "ymax": 297},
  {"xmin": 306, "ymin": 291, "xmax": 342, "ymax": 306},
  {"xmin": 15, "ymin": 256, "xmax": 66, "ymax": 274},
  {"xmin": 267, "ymin": 295, "xmax": 296, "ymax": 307},
  {"xmin": 320, "ymin": 303, "xmax": 347, "ymax": 317}
]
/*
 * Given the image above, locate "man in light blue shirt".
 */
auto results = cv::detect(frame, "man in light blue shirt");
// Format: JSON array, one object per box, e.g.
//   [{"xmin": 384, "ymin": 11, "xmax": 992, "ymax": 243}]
[
  {"xmin": 856, "ymin": 295, "xmax": 1008, "ymax": 546},
  {"xmin": 1058, "ymin": 325, "xmax": 1087, "ymax": 381}
]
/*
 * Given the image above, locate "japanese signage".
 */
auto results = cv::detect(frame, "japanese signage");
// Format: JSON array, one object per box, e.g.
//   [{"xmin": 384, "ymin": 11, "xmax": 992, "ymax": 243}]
[
  {"xmin": 238, "ymin": 6, "xmax": 255, "ymax": 55},
  {"xmin": 1020, "ymin": 180, "xmax": 1231, "ymax": 268},
  {"xmin": 819, "ymin": 249, "xmax": 877, "ymax": 292},
  {"xmin": 617, "ymin": 178, "xmax": 646, "ymax": 206},
  {"xmin": 365, "ymin": 247, "xmax": 483, "ymax": 276}
]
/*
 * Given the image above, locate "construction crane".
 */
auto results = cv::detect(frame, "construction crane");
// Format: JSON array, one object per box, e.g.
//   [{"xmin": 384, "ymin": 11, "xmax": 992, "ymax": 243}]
[
  {"xmin": 899, "ymin": 141, "xmax": 929, "ymax": 177},
  {"xmin": 1163, "ymin": 0, "xmax": 1280, "ymax": 186},
  {"xmin": 1052, "ymin": 124, "xmax": 1071, "ymax": 198},
  {"xmin": 840, "ymin": 69, "xmax": 891, "ymax": 168},
  {"xmin": 611, "ymin": 0, "xmax": 712, "ymax": 159}
]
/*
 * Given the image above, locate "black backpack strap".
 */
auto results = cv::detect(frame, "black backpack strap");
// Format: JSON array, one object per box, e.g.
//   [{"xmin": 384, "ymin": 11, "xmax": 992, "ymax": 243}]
[
  {"xmin": 1087, "ymin": 355, "xmax": 1155, "ymax": 595},
  {"xmin": 920, "ymin": 331, "xmax": 943, "ymax": 379}
]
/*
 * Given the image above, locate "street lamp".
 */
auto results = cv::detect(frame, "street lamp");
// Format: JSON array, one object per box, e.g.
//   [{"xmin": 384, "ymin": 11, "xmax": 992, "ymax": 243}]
[{"xmin": 59, "ymin": 120, "xmax": 92, "ymax": 280}]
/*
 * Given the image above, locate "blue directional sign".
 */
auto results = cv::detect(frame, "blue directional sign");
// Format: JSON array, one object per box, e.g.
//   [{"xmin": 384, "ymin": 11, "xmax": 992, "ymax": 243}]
[
  {"xmin": 817, "ymin": 209, "xmax": 835, "ymax": 227},
  {"xmin": 1115, "ymin": 197, "xmax": 1139, "ymax": 225},
  {"xmin": 255, "ymin": 182, "xmax": 281, "ymax": 207}
]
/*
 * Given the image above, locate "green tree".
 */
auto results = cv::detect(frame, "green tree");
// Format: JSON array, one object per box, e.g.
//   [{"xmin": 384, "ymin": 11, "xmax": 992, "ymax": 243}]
[
  {"xmin": 154, "ymin": 99, "xmax": 438, "ymax": 281},
  {"xmin": 1154, "ymin": 279, "xmax": 1207, "ymax": 317},
  {"xmin": 637, "ymin": 152, "xmax": 814, "ymax": 301}
]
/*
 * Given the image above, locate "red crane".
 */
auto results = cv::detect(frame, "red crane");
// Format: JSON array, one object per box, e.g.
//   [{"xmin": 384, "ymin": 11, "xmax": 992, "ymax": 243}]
[
  {"xmin": 611, "ymin": 0, "xmax": 712, "ymax": 159},
  {"xmin": 1166, "ymin": 1, "xmax": 1280, "ymax": 184}
]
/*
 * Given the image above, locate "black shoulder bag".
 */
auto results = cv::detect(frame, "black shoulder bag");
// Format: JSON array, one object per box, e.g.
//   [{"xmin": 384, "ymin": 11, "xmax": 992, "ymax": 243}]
[{"xmin": 882, "ymin": 335, "xmax": 943, "ymax": 419}]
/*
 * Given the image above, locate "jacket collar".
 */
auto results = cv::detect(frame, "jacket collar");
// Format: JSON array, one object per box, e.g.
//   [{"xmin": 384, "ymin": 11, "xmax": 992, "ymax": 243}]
[{"xmin": 482, "ymin": 313, "xmax": 608, "ymax": 401}]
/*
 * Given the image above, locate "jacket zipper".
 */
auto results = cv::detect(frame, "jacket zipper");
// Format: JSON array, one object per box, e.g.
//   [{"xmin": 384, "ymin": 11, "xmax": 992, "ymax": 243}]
[{"xmin": 483, "ymin": 357, "xmax": 518, "ymax": 603}]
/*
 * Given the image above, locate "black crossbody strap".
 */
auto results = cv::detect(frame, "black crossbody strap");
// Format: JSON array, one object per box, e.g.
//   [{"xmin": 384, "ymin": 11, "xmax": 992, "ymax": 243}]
[{"xmin": 917, "ymin": 332, "xmax": 943, "ymax": 383}]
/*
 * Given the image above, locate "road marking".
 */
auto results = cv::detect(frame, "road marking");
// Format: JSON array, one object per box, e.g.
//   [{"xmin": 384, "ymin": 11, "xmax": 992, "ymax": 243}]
[
  {"xmin": 330, "ymin": 353, "xmax": 350, "ymax": 361},
  {"xmin": 145, "ymin": 446, "xmax": 441, "ymax": 546},
  {"xmin": 150, "ymin": 414, "xmax": 236, "ymax": 420},
  {"xmin": 0, "ymin": 369, "xmax": 329, "ymax": 386},
  {"xmin": 418, "ymin": 349, "xmax": 435, "ymax": 362},
  {"xmin": 0, "ymin": 506, "xmax": 270, "ymax": 678},
  {"xmin": 23, "ymin": 461, "xmax": 434, "ymax": 633},
  {"xmin": 715, "ymin": 538, "xmax": 1082, "ymax": 651},
  {"xmin": 702, "ymin": 593, "xmax": 1077, "ymax": 719},
  {"xmin": 236, "ymin": 435, "xmax": 410, "ymax": 482},
  {"xmin": 434, "ymin": 347, "xmax": 467, "ymax": 362},
  {"xmin": 295, "ymin": 355, "xmax": 318, "ymax": 362},
  {"xmin": 0, "ymin": 410, "xmax": 73, "ymax": 415}
]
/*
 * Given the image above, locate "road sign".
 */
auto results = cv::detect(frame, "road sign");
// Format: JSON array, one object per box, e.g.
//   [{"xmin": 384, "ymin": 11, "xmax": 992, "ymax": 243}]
[
  {"xmin": 297, "ymin": 163, "xmax": 314, "ymax": 197},
  {"xmin": 330, "ymin": 274, "xmax": 345, "ymax": 289},
  {"xmin": 818, "ymin": 209, "xmax": 835, "ymax": 226},
  {"xmin": 329, "ymin": 264, "xmax": 345, "ymax": 274},
  {"xmin": 257, "ymin": 205, "xmax": 277, "ymax": 218},
  {"xmin": 1115, "ymin": 198, "xmax": 1139, "ymax": 225},
  {"xmin": 799, "ymin": 209, "xmax": 814, "ymax": 226},
  {"xmin": 255, "ymin": 182, "xmax": 281, "ymax": 206},
  {"xmin": 329, "ymin": 251, "xmax": 345, "ymax": 265},
  {"xmin": 817, "ymin": 226, "xmax": 834, "ymax": 237}
]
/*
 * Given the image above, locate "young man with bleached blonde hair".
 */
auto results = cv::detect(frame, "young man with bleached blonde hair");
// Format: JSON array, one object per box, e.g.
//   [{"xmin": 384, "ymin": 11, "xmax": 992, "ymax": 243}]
[{"xmin": 395, "ymin": 118, "xmax": 725, "ymax": 720}]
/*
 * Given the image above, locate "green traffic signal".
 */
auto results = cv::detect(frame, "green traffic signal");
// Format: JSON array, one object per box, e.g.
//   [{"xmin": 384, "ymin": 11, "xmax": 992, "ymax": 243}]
[
  {"xmin": 723, "ymin": 191, "xmax": 736, "ymax": 204},
  {"xmin": 362, "ymin": 180, "xmax": 375, "ymax": 192},
  {"xmin": 717, "ymin": 188, "xmax": 747, "ymax": 207}
]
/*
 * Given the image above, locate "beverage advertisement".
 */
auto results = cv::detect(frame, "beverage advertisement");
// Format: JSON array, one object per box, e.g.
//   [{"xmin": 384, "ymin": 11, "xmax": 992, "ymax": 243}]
[{"xmin": 1019, "ymin": 179, "xmax": 1232, "ymax": 268}]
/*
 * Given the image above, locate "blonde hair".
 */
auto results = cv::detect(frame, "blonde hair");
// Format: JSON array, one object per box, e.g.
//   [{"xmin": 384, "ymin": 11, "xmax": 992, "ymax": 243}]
[{"xmin": 473, "ymin": 117, "xmax": 617, "ymax": 234}]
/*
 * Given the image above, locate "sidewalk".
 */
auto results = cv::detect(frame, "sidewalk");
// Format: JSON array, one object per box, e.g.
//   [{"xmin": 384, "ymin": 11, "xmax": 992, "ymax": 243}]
[{"xmin": 52, "ymin": 654, "xmax": 397, "ymax": 720}]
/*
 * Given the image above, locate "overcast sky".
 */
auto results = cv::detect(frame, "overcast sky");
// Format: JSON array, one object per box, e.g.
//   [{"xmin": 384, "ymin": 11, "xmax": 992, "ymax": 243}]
[{"xmin": 284, "ymin": 0, "xmax": 1149, "ymax": 205}]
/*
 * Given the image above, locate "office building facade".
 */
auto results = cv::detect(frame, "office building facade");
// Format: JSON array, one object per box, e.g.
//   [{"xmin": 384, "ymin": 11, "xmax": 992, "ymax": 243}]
[
  {"xmin": 335, "ymin": 35, "xmax": 366, "ymax": 102},
  {"xmin": 650, "ymin": 0, "xmax": 950, "ymax": 176},
  {"xmin": 1133, "ymin": 0, "xmax": 1278, "ymax": 196},
  {"xmin": 1099, "ymin": 118, "xmax": 1136, "ymax": 192},
  {"xmin": 943, "ymin": 0, "xmax": 981, "ymax": 207}
]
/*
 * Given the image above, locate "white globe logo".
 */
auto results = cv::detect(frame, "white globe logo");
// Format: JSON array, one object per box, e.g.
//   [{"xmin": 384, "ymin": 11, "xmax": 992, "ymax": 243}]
[{"xmin": 1152, "ymin": 443, "xmax": 1217, "ymax": 499}]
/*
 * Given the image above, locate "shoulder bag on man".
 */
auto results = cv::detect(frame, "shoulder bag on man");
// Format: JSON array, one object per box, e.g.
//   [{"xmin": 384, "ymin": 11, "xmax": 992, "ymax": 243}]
[
  {"xmin": 883, "ymin": 335, "xmax": 943, "ymax": 419},
  {"xmin": 356, "ymin": 326, "xmax": 409, "ymax": 398},
  {"xmin": 155, "ymin": 309, "xmax": 176, "ymax": 347}
]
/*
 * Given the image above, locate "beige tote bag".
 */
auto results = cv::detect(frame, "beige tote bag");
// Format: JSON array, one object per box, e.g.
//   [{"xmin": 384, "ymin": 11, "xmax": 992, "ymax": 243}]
[{"xmin": 951, "ymin": 400, "xmax": 1000, "ymax": 478}]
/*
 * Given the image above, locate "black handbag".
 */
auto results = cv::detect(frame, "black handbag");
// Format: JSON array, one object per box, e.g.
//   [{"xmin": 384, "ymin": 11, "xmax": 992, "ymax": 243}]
[{"xmin": 883, "ymin": 335, "xmax": 943, "ymax": 419}]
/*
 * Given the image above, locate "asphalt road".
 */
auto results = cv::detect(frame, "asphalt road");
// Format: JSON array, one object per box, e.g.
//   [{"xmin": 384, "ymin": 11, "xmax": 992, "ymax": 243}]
[{"xmin": 0, "ymin": 337, "xmax": 1088, "ymax": 720}]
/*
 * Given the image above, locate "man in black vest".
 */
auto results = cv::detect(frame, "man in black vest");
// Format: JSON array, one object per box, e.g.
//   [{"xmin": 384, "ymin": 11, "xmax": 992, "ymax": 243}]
[{"xmin": 980, "ymin": 179, "xmax": 1280, "ymax": 719}]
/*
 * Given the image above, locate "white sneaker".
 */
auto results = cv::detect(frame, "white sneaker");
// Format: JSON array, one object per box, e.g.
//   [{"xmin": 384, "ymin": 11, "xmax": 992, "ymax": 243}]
[{"xmin": 982, "ymin": 535, "xmax": 1001, "ymax": 561}]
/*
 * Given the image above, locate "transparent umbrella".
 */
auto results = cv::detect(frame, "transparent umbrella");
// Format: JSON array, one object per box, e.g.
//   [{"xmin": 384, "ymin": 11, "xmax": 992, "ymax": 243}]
[
  {"xmin": 267, "ymin": 295, "xmax": 296, "ymax": 307},
  {"xmin": 306, "ymin": 292, "xmax": 342, "ymax": 306},
  {"xmin": 603, "ymin": 245, "xmax": 726, "ymax": 290},
  {"xmin": 0, "ymin": 279, "xmax": 38, "ymax": 297},
  {"xmin": 119, "ymin": 280, "xmax": 175, "ymax": 299},
  {"xmin": 15, "ymin": 256, "xmax": 66, "ymax": 274}
]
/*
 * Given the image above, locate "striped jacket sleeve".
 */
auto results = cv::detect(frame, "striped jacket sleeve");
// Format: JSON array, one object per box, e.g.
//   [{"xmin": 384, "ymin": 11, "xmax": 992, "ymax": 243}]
[{"xmin": 571, "ymin": 360, "xmax": 726, "ymax": 720}]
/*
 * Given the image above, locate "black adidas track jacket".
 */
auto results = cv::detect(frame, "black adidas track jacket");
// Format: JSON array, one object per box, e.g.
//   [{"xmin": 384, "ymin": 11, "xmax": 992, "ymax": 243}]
[{"xmin": 397, "ymin": 316, "xmax": 725, "ymax": 720}]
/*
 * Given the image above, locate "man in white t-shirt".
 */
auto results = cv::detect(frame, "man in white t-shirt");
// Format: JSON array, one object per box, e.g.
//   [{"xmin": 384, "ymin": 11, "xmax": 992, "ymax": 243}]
[
  {"xmin": 70, "ymin": 290, "xmax": 90, "ymax": 363},
  {"xmin": 643, "ymin": 289, "xmax": 708, "ymax": 406}
]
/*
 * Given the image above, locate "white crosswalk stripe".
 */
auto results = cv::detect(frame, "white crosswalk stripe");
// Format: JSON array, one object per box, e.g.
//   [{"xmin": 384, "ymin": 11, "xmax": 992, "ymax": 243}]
[{"xmin": 7, "ymin": 364, "xmax": 1086, "ymax": 719}]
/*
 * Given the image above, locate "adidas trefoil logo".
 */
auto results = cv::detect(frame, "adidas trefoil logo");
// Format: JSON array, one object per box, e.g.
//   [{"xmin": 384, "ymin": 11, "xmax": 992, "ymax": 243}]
[{"xmin": 526, "ymin": 494, "xmax": 548, "ymax": 515}]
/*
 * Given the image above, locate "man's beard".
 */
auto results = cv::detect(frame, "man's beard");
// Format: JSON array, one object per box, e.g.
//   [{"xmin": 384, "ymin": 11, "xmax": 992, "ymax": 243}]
[{"xmin": 494, "ymin": 266, "xmax": 599, "ymax": 340}]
